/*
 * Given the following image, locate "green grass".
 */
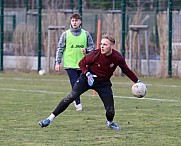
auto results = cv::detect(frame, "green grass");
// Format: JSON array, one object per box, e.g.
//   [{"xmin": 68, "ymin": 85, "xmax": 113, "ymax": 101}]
[{"xmin": 0, "ymin": 73, "xmax": 181, "ymax": 146}]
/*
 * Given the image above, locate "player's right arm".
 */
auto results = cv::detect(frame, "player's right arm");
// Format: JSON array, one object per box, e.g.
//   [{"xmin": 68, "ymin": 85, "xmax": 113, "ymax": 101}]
[{"xmin": 55, "ymin": 32, "xmax": 66, "ymax": 72}]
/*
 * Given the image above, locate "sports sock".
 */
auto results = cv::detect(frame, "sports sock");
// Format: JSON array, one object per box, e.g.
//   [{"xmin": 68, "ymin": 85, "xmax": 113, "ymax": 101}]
[
  {"xmin": 107, "ymin": 121, "xmax": 113, "ymax": 125},
  {"xmin": 47, "ymin": 113, "xmax": 55, "ymax": 122}
]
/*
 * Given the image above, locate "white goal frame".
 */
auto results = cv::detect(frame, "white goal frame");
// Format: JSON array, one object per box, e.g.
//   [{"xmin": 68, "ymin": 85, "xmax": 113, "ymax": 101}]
[{"xmin": 47, "ymin": 25, "xmax": 65, "ymax": 73}]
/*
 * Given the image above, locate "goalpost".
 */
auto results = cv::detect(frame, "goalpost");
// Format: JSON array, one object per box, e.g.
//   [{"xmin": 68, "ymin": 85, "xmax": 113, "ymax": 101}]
[
  {"xmin": 47, "ymin": 25, "xmax": 65, "ymax": 73},
  {"xmin": 129, "ymin": 25, "xmax": 149, "ymax": 76}
]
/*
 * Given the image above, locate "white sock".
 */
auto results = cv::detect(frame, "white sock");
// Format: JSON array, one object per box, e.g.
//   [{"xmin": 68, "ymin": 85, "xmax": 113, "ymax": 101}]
[
  {"xmin": 47, "ymin": 113, "xmax": 55, "ymax": 122},
  {"xmin": 107, "ymin": 121, "xmax": 113, "ymax": 125}
]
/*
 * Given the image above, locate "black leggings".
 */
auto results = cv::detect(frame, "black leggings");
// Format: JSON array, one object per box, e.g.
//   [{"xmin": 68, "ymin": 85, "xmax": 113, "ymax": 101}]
[{"xmin": 53, "ymin": 73, "xmax": 115, "ymax": 121}]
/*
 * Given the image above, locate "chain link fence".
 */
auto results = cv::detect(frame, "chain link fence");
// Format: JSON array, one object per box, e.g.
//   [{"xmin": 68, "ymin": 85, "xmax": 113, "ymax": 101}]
[{"xmin": 2, "ymin": 0, "xmax": 181, "ymax": 77}]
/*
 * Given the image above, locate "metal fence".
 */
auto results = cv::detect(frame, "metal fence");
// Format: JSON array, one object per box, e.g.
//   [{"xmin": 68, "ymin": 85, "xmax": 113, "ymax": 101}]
[{"xmin": 1, "ymin": 0, "xmax": 181, "ymax": 77}]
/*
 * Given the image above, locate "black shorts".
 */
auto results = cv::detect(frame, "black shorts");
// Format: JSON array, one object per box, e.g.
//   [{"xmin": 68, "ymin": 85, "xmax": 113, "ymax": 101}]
[{"xmin": 73, "ymin": 73, "xmax": 114, "ymax": 109}]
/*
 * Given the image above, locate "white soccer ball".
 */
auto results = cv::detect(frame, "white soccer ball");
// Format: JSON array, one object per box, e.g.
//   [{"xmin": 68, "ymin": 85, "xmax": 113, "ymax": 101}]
[
  {"xmin": 39, "ymin": 69, "xmax": 46, "ymax": 75},
  {"xmin": 131, "ymin": 82, "xmax": 147, "ymax": 98}
]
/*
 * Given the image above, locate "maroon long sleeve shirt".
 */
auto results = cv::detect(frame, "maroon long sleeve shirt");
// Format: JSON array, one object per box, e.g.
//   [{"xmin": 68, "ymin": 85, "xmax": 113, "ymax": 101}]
[{"xmin": 79, "ymin": 49, "xmax": 138, "ymax": 83}]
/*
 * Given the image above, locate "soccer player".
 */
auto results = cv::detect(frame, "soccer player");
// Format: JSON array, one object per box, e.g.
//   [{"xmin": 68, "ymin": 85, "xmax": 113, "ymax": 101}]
[
  {"xmin": 55, "ymin": 13, "xmax": 94, "ymax": 111},
  {"xmin": 39, "ymin": 34, "xmax": 143, "ymax": 130}
]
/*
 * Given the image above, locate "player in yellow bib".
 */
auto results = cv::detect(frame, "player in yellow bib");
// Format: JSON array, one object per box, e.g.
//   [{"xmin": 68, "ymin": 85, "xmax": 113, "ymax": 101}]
[
  {"xmin": 63, "ymin": 29, "xmax": 87, "ymax": 68},
  {"xmin": 55, "ymin": 13, "xmax": 95, "ymax": 111}
]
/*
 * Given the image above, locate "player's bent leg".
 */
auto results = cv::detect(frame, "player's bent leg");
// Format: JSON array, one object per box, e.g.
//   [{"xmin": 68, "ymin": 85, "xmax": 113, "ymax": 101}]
[
  {"xmin": 38, "ymin": 74, "xmax": 88, "ymax": 128},
  {"xmin": 38, "ymin": 91, "xmax": 79, "ymax": 128},
  {"xmin": 53, "ymin": 90, "xmax": 79, "ymax": 116}
]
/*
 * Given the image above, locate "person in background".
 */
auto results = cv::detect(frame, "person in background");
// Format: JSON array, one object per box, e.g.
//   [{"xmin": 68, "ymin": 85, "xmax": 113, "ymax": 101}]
[
  {"xmin": 54, "ymin": 13, "xmax": 95, "ymax": 111},
  {"xmin": 39, "ymin": 34, "xmax": 144, "ymax": 130}
]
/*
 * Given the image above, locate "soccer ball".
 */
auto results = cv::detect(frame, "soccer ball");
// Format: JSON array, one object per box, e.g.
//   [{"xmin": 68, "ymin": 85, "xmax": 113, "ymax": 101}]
[
  {"xmin": 131, "ymin": 82, "xmax": 147, "ymax": 98},
  {"xmin": 39, "ymin": 69, "xmax": 46, "ymax": 75}
]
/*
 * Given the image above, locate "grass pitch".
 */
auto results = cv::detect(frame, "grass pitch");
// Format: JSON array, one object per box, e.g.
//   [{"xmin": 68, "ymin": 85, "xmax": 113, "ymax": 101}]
[{"xmin": 0, "ymin": 73, "xmax": 181, "ymax": 146}]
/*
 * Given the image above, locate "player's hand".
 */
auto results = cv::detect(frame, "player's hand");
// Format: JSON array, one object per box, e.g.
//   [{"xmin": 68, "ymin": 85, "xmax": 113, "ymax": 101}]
[
  {"xmin": 55, "ymin": 64, "xmax": 61, "ymax": 72},
  {"xmin": 81, "ymin": 48, "xmax": 86, "ymax": 54},
  {"xmin": 86, "ymin": 72, "xmax": 97, "ymax": 86}
]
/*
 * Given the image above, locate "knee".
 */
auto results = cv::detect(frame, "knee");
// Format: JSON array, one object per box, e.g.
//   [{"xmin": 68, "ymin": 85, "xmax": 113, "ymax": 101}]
[
  {"xmin": 63, "ymin": 91, "xmax": 78, "ymax": 104},
  {"xmin": 106, "ymin": 107, "xmax": 115, "ymax": 117}
]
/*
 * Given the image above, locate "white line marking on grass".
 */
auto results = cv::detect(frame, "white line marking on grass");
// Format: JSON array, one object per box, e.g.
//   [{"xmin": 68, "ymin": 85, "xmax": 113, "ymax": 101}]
[
  {"xmin": 157, "ymin": 84, "xmax": 181, "ymax": 88},
  {"xmin": 0, "ymin": 88, "xmax": 63, "ymax": 94},
  {"xmin": 113, "ymin": 82, "xmax": 181, "ymax": 88},
  {"xmin": 0, "ymin": 77, "xmax": 68, "ymax": 82},
  {"xmin": 114, "ymin": 95, "xmax": 181, "ymax": 103},
  {"xmin": 1, "ymin": 87, "xmax": 181, "ymax": 103},
  {"xmin": 1, "ymin": 77, "xmax": 181, "ymax": 88}
]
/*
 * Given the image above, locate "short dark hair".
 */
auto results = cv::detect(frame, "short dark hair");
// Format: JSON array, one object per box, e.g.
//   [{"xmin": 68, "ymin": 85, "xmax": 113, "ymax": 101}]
[
  {"xmin": 102, "ymin": 34, "xmax": 115, "ymax": 45},
  {"xmin": 70, "ymin": 13, "xmax": 82, "ymax": 20}
]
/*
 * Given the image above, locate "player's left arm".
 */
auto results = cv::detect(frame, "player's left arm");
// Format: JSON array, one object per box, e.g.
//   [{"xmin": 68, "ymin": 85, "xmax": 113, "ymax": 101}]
[
  {"xmin": 118, "ymin": 57, "xmax": 139, "ymax": 83},
  {"xmin": 85, "ymin": 31, "xmax": 95, "ymax": 53}
]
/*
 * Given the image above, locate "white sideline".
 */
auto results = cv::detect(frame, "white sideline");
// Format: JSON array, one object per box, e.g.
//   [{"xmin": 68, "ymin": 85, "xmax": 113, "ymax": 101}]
[
  {"xmin": 0, "ymin": 77, "xmax": 181, "ymax": 88},
  {"xmin": 0, "ymin": 87, "xmax": 181, "ymax": 103},
  {"xmin": 0, "ymin": 77, "xmax": 66, "ymax": 82},
  {"xmin": 0, "ymin": 77, "xmax": 181, "ymax": 103},
  {"xmin": 114, "ymin": 95, "xmax": 181, "ymax": 103}
]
